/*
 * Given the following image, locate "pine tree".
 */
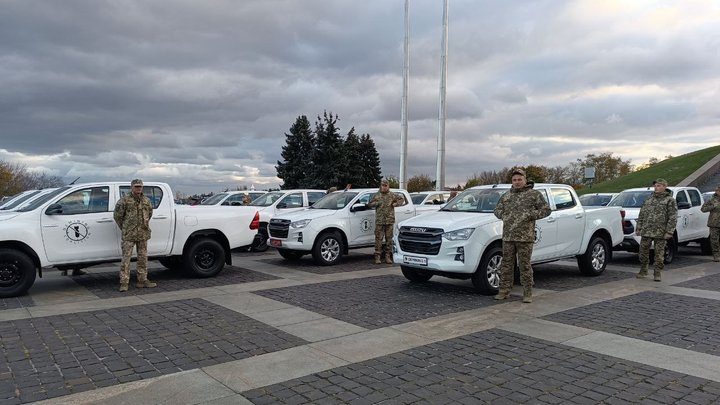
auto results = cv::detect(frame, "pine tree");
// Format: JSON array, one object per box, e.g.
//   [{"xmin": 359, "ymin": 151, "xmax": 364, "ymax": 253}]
[
  {"xmin": 357, "ymin": 134, "xmax": 382, "ymax": 187},
  {"xmin": 310, "ymin": 112, "xmax": 344, "ymax": 189},
  {"xmin": 276, "ymin": 115, "xmax": 315, "ymax": 189},
  {"xmin": 340, "ymin": 128, "xmax": 363, "ymax": 187}
]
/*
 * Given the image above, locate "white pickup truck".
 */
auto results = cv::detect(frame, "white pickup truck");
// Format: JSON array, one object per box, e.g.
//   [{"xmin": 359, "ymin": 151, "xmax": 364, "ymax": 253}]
[
  {"xmin": 608, "ymin": 186, "xmax": 711, "ymax": 263},
  {"xmin": 394, "ymin": 184, "xmax": 624, "ymax": 294},
  {"xmin": 0, "ymin": 182, "xmax": 260, "ymax": 297},
  {"xmin": 267, "ymin": 188, "xmax": 416, "ymax": 265}
]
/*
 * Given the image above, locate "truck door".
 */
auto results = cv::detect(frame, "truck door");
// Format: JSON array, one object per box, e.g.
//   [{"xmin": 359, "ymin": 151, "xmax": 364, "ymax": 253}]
[
  {"xmin": 528, "ymin": 188, "xmax": 558, "ymax": 261},
  {"xmin": 674, "ymin": 190, "xmax": 692, "ymax": 242},
  {"xmin": 686, "ymin": 189, "xmax": 708, "ymax": 239},
  {"xmin": 349, "ymin": 192, "xmax": 375, "ymax": 245},
  {"xmin": 394, "ymin": 193, "xmax": 415, "ymax": 224},
  {"xmin": 547, "ymin": 187, "xmax": 583, "ymax": 257},
  {"xmin": 118, "ymin": 185, "xmax": 172, "ymax": 256},
  {"xmin": 41, "ymin": 186, "xmax": 120, "ymax": 262}
]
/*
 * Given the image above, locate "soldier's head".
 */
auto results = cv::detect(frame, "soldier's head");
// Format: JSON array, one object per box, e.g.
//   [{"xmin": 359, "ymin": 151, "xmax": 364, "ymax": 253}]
[
  {"xmin": 380, "ymin": 179, "xmax": 390, "ymax": 192},
  {"xmin": 510, "ymin": 168, "xmax": 527, "ymax": 189},
  {"xmin": 652, "ymin": 178, "xmax": 668, "ymax": 193},
  {"xmin": 131, "ymin": 179, "xmax": 144, "ymax": 195}
]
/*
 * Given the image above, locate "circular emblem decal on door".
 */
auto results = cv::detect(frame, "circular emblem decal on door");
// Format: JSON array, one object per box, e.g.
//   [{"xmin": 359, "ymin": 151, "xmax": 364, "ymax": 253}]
[
  {"xmin": 534, "ymin": 226, "xmax": 542, "ymax": 244},
  {"xmin": 64, "ymin": 221, "xmax": 90, "ymax": 243},
  {"xmin": 360, "ymin": 218, "xmax": 371, "ymax": 233}
]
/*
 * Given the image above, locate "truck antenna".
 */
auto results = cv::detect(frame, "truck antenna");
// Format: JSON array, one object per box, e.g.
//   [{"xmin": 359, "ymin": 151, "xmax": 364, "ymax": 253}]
[{"xmin": 69, "ymin": 177, "xmax": 80, "ymax": 185}]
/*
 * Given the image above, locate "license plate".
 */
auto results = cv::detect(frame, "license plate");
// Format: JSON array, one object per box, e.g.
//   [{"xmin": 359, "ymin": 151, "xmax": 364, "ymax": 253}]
[
  {"xmin": 403, "ymin": 255, "xmax": 427, "ymax": 266},
  {"xmin": 270, "ymin": 239, "xmax": 282, "ymax": 247}
]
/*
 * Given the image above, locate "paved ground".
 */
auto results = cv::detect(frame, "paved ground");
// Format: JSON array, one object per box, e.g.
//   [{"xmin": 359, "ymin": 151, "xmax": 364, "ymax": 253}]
[{"xmin": 1, "ymin": 246, "xmax": 720, "ymax": 404}]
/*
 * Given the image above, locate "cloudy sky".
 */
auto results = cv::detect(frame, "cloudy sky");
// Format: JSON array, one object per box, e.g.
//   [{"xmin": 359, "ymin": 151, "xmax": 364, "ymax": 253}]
[{"xmin": 1, "ymin": 0, "xmax": 719, "ymax": 194}]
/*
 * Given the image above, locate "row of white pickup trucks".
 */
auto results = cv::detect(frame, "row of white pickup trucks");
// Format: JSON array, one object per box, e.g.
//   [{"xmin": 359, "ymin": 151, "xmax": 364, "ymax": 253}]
[{"xmin": 0, "ymin": 181, "xmax": 710, "ymax": 298}]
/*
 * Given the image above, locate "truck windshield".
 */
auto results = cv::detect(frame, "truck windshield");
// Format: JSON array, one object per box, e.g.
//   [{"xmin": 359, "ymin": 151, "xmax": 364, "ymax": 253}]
[
  {"xmin": 0, "ymin": 190, "xmax": 42, "ymax": 210},
  {"xmin": 16, "ymin": 187, "xmax": 71, "ymax": 212},
  {"xmin": 310, "ymin": 191, "xmax": 359, "ymax": 210},
  {"xmin": 608, "ymin": 191, "xmax": 652, "ymax": 208},
  {"xmin": 200, "ymin": 193, "xmax": 228, "ymax": 205},
  {"xmin": 250, "ymin": 192, "xmax": 285, "ymax": 207},
  {"xmin": 410, "ymin": 194, "xmax": 427, "ymax": 204},
  {"xmin": 441, "ymin": 188, "xmax": 508, "ymax": 213}
]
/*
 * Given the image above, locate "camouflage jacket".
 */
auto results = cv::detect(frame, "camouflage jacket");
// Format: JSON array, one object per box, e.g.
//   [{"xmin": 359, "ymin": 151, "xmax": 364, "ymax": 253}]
[
  {"xmin": 701, "ymin": 194, "xmax": 720, "ymax": 228},
  {"xmin": 367, "ymin": 190, "xmax": 403, "ymax": 225},
  {"xmin": 113, "ymin": 193, "xmax": 153, "ymax": 241},
  {"xmin": 637, "ymin": 190, "xmax": 677, "ymax": 238},
  {"xmin": 494, "ymin": 185, "xmax": 551, "ymax": 242}
]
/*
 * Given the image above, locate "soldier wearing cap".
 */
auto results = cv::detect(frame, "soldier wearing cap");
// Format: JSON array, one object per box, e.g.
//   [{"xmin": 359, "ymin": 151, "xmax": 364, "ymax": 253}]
[
  {"xmin": 493, "ymin": 168, "xmax": 551, "ymax": 303},
  {"xmin": 113, "ymin": 179, "xmax": 157, "ymax": 292},
  {"xmin": 701, "ymin": 185, "xmax": 720, "ymax": 262},
  {"xmin": 635, "ymin": 178, "xmax": 678, "ymax": 281},
  {"xmin": 367, "ymin": 179, "xmax": 404, "ymax": 264}
]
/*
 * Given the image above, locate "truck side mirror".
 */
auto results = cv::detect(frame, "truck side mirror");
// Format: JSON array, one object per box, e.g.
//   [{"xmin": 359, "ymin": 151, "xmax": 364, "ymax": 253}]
[
  {"xmin": 677, "ymin": 201, "xmax": 691, "ymax": 210},
  {"xmin": 350, "ymin": 203, "xmax": 367, "ymax": 212},
  {"xmin": 276, "ymin": 202, "xmax": 287, "ymax": 209},
  {"xmin": 45, "ymin": 203, "xmax": 63, "ymax": 215}
]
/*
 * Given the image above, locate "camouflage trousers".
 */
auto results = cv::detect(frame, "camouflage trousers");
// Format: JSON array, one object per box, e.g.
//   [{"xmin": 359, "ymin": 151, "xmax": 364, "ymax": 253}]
[
  {"xmin": 499, "ymin": 241, "xmax": 534, "ymax": 292},
  {"xmin": 639, "ymin": 237, "xmax": 666, "ymax": 272},
  {"xmin": 374, "ymin": 224, "xmax": 393, "ymax": 256},
  {"xmin": 710, "ymin": 227, "xmax": 720, "ymax": 259},
  {"xmin": 120, "ymin": 240, "xmax": 149, "ymax": 284}
]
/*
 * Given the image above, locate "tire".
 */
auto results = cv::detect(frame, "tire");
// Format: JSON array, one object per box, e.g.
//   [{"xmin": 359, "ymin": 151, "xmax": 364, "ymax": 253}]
[
  {"xmin": 401, "ymin": 266, "xmax": 433, "ymax": 282},
  {"xmin": 250, "ymin": 233, "xmax": 269, "ymax": 252},
  {"xmin": 577, "ymin": 236, "xmax": 609, "ymax": 276},
  {"xmin": 158, "ymin": 256, "xmax": 183, "ymax": 271},
  {"xmin": 663, "ymin": 237, "xmax": 676, "ymax": 264},
  {"xmin": 277, "ymin": 249, "xmax": 304, "ymax": 261},
  {"xmin": 471, "ymin": 245, "xmax": 502, "ymax": 295},
  {"xmin": 0, "ymin": 249, "xmax": 36, "ymax": 298},
  {"xmin": 183, "ymin": 238, "xmax": 226, "ymax": 277},
  {"xmin": 700, "ymin": 238, "xmax": 713, "ymax": 255},
  {"xmin": 312, "ymin": 232, "xmax": 343, "ymax": 266}
]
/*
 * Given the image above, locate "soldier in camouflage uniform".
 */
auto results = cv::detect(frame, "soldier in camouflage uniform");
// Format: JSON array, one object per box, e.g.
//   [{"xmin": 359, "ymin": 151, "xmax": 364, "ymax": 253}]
[
  {"xmin": 367, "ymin": 179, "xmax": 404, "ymax": 264},
  {"xmin": 113, "ymin": 179, "xmax": 157, "ymax": 292},
  {"xmin": 701, "ymin": 185, "xmax": 720, "ymax": 262},
  {"xmin": 493, "ymin": 168, "xmax": 551, "ymax": 303},
  {"xmin": 635, "ymin": 178, "xmax": 678, "ymax": 281}
]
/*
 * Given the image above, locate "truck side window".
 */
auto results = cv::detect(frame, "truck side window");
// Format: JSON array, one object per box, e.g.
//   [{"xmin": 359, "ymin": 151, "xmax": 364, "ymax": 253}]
[
  {"xmin": 687, "ymin": 189, "xmax": 702, "ymax": 207},
  {"xmin": 119, "ymin": 186, "xmax": 164, "ymax": 209},
  {"xmin": 307, "ymin": 192, "xmax": 325, "ymax": 206},
  {"xmin": 551, "ymin": 188, "xmax": 576, "ymax": 210},
  {"xmin": 57, "ymin": 187, "xmax": 109, "ymax": 215},
  {"xmin": 675, "ymin": 190, "xmax": 689, "ymax": 207}
]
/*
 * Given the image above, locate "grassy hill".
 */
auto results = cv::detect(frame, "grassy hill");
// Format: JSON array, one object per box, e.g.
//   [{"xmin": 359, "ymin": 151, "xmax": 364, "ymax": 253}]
[{"xmin": 578, "ymin": 145, "xmax": 720, "ymax": 195}]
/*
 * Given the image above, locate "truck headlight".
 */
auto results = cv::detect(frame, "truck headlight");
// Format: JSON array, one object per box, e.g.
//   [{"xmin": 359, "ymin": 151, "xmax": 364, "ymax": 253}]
[
  {"xmin": 291, "ymin": 219, "xmax": 311, "ymax": 229},
  {"xmin": 443, "ymin": 228, "xmax": 475, "ymax": 241}
]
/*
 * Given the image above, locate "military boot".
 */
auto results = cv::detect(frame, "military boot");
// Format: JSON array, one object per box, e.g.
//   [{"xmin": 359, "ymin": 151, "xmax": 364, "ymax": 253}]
[
  {"xmin": 636, "ymin": 266, "xmax": 648, "ymax": 279},
  {"xmin": 374, "ymin": 254, "xmax": 382, "ymax": 264},
  {"xmin": 494, "ymin": 289, "xmax": 510, "ymax": 300},
  {"xmin": 384, "ymin": 253, "xmax": 393, "ymax": 264},
  {"xmin": 119, "ymin": 283, "xmax": 128, "ymax": 292},
  {"xmin": 653, "ymin": 270, "xmax": 661, "ymax": 282},
  {"xmin": 136, "ymin": 280, "xmax": 157, "ymax": 288},
  {"xmin": 522, "ymin": 285, "xmax": 533, "ymax": 303},
  {"xmin": 713, "ymin": 255, "xmax": 720, "ymax": 263}
]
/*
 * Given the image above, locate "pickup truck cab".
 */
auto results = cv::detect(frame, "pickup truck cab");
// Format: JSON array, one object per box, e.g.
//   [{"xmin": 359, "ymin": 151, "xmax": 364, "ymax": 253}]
[
  {"xmin": 608, "ymin": 186, "xmax": 711, "ymax": 262},
  {"xmin": 0, "ymin": 182, "xmax": 260, "ymax": 297},
  {"xmin": 200, "ymin": 190, "xmax": 267, "ymax": 206},
  {"xmin": 268, "ymin": 188, "xmax": 415, "ymax": 265},
  {"xmin": 247, "ymin": 189, "xmax": 326, "ymax": 252},
  {"xmin": 394, "ymin": 184, "xmax": 624, "ymax": 294}
]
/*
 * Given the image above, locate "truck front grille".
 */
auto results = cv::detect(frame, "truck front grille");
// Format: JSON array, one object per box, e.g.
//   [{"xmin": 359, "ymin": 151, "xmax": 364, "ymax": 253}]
[
  {"xmin": 268, "ymin": 219, "xmax": 291, "ymax": 239},
  {"xmin": 398, "ymin": 226, "xmax": 444, "ymax": 255}
]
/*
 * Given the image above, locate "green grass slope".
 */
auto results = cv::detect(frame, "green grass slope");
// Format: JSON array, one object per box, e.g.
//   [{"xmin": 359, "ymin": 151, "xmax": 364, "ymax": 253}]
[{"xmin": 578, "ymin": 145, "xmax": 720, "ymax": 195}]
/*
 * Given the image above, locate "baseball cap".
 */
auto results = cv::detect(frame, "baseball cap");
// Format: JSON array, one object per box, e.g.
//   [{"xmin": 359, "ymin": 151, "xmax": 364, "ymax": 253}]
[
  {"xmin": 511, "ymin": 168, "xmax": 526, "ymax": 177},
  {"xmin": 380, "ymin": 179, "xmax": 389, "ymax": 186},
  {"xmin": 652, "ymin": 178, "xmax": 668, "ymax": 187},
  {"xmin": 131, "ymin": 179, "xmax": 144, "ymax": 187}
]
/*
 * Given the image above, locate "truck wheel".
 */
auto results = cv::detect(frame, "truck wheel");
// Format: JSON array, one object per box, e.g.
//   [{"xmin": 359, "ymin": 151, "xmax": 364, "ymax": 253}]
[
  {"xmin": 312, "ymin": 232, "xmax": 343, "ymax": 266},
  {"xmin": 663, "ymin": 238, "xmax": 676, "ymax": 264},
  {"xmin": 159, "ymin": 256, "xmax": 183, "ymax": 271},
  {"xmin": 401, "ymin": 266, "xmax": 433, "ymax": 282},
  {"xmin": 700, "ymin": 238, "xmax": 712, "ymax": 255},
  {"xmin": 250, "ymin": 233, "xmax": 269, "ymax": 252},
  {"xmin": 0, "ymin": 249, "xmax": 36, "ymax": 298},
  {"xmin": 471, "ymin": 245, "xmax": 502, "ymax": 295},
  {"xmin": 577, "ymin": 236, "xmax": 608, "ymax": 276},
  {"xmin": 277, "ymin": 249, "xmax": 303, "ymax": 261},
  {"xmin": 183, "ymin": 238, "xmax": 226, "ymax": 277}
]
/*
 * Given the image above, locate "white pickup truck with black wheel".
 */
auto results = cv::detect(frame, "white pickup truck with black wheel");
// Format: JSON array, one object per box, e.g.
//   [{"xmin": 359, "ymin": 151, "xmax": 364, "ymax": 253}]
[
  {"xmin": 267, "ymin": 188, "xmax": 416, "ymax": 265},
  {"xmin": 0, "ymin": 182, "xmax": 260, "ymax": 298},
  {"xmin": 394, "ymin": 184, "xmax": 624, "ymax": 294}
]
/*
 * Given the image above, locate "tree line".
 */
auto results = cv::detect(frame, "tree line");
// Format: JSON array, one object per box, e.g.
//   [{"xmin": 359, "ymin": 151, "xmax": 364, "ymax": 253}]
[{"xmin": 0, "ymin": 161, "xmax": 64, "ymax": 197}]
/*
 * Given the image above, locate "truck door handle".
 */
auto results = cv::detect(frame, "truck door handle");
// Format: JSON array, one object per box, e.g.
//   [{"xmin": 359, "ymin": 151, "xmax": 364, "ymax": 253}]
[
  {"xmin": 546, "ymin": 217, "xmax": 556, "ymax": 223},
  {"xmin": 154, "ymin": 215, "xmax": 169, "ymax": 219},
  {"xmin": 575, "ymin": 213, "xmax": 583, "ymax": 219},
  {"xmin": 96, "ymin": 219, "xmax": 114, "ymax": 223}
]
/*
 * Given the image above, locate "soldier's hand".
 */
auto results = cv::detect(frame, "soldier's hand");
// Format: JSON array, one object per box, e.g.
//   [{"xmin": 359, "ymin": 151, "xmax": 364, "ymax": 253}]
[
  {"xmin": 664, "ymin": 232, "xmax": 673, "ymax": 240},
  {"xmin": 635, "ymin": 229, "xmax": 640, "ymax": 236}
]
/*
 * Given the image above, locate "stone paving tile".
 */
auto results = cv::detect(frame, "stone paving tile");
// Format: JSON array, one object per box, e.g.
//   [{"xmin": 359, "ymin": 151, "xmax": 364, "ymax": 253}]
[
  {"xmin": 610, "ymin": 247, "xmax": 708, "ymax": 269},
  {"xmin": 0, "ymin": 298, "xmax": 306, "ymax": 404},
  {"xmin": 254, "ymin": 274, "xmax": 511, "ymax": 329},
  {"xmin": 532, "ymin": 264, "xmax": 635, "ymax": 291},
  {"xmin": 0, "ymin": 295, "xmax": 34, "ymax": 311},
  {"xmin": 544, "ymin": 291, "xmax": 720, "ymax": 356},
  {"xmin": 241, "ymin": 328, "xmax": 720, "ymax": 405},
  {"xmin": 675, "ymin": 273, "xmax": 720, "ymax": 292},
  {"xmin": 72, "ymin": 265, "xmax": 279, "ymax": 299},
  {"xmin": 259, "ymin": 252, "xmax": 385, "ymax": 274}
]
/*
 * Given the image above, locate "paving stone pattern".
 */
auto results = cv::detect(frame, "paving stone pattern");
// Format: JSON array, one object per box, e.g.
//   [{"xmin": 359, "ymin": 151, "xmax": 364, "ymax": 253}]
[
  {"xmin": 260, "ymin": 253, "xmax": 385, "ymax": 274},
  {"xmin": 255, "ymin": 275, "xmax": 511, "ymax": 329},
  {"xmin": 531, "ymin": 264, "xmax": 635, "ymax": 291},
  {"xmin": 610, "ymin": 247, "xmax": 708, "ymax": 269},
  {"xmin": 0, "ymin": 295, "xmax": 34, "ymax": 312},
  {"xmin": 675, "ymin": 273, "xmax": 720, "ymax": 292},
  {"xmin": 72, "ymin": 265, "xmax": 279, "ymax": 299},
  {"xmin": 544, "ymin": 291, "xmax": 720, "ymax": 356},
  {"xmin": 0, "ymin": 298, "xmax": 306, "ymax": 404},
  {"xmin": 242, "ymin": 328, "xmax": 720, "ymax": 405}
]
